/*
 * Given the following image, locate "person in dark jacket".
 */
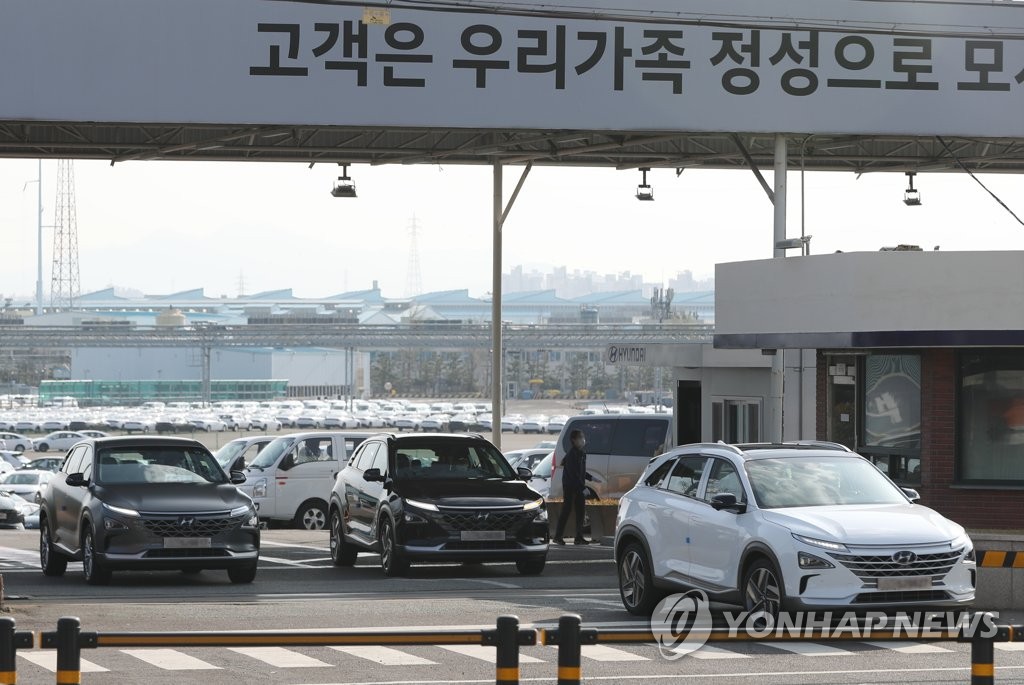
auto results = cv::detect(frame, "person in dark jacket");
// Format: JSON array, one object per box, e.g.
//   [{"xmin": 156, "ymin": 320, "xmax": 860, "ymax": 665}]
[{"xmin": 553, "ymin": 428, "xmax": 594, "ymax": 545}]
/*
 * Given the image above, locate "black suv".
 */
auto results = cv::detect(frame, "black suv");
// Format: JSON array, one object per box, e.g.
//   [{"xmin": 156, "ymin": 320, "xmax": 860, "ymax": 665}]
[
  {"xmin": 329, "ymin": 433, "xmax": 548, "ymax": 576},
  {"xmin": 38, "ymin": 436, "xmax": 260, "ymax": 585}
]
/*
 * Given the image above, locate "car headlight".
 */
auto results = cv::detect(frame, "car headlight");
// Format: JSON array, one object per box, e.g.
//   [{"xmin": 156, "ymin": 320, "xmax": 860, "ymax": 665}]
[
  {"xmin": 102, "ymin": 502, "xmax": 139, "ymax": 531},
  {"xmin": 253, "ymin": 478, "xmax": 267, "ymax": 498},
  {"xmin": 103, "ymin": 503, "xmax": 140, "ymax": 518},
  {"xmin": 230, "ymin": 504, "xmax": 259, "ymax": 527},
  {"xmin": 798, "ymin": 551, "xmax": 834, "ymax": 569},
  {"xmin": 523, "ymin": 498, "xmax": 544, "ymax": 511},
  {"xmin": 405, "ymin": 498, "xmax": 439, "ymax": 512},
  {"xmin": 792, "ymin": 533, "xmax": 850, "ymax": 553}
]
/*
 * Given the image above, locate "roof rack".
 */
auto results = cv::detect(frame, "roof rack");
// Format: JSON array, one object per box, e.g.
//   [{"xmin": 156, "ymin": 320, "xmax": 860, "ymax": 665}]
[{"xmin": 783, "ymin": 440, "xmax": 853, "ymax": 452}]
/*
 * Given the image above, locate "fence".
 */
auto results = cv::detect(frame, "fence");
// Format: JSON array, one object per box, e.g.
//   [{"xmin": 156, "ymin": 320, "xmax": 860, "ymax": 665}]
[{"xmin": 0, "ymin": 612, "xmax": 1020, "ymax": 685}]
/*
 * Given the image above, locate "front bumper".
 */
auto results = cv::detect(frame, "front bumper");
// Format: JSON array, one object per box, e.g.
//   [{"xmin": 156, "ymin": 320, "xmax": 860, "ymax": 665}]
[
  {"xmin": 397, "ymin": 506, "xmax": 549, "ymax": 563},
  {"xmin": 97, "ymin": 511, "xmax": 261, "ymax": 571},
  {"xmin": 785, "ymin": 543, "xmax": 976, "ymax": 611}
]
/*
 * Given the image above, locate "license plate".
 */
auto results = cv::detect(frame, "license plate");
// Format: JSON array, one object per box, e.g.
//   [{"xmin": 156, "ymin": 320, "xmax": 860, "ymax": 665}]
[
  {"xmin": 163, "ymin": 537, "xmax": 211, "ymax": 549},
  {"xmin": 877, "ymin": 576, "xmax": 932, "ymax": 591},
  {"xmin": 460, "ymin": 530, "xmax": 504, "ymax": 542}
]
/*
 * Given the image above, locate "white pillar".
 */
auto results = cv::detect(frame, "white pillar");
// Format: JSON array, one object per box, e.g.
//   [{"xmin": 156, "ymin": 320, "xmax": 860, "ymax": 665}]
[
  {"xmin": 491, "ymin": 162, "xmax": 503, "ymax": 449},
  {"xmin": 769, "ymin": 134, "xmax": 787, "ymax": 443}
]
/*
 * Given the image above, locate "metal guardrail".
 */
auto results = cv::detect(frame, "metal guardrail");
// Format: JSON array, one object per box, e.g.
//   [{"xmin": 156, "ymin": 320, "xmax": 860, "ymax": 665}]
[{"xmin": 0, "ymin": 612, "xmax": 1020, "ymax": 685}]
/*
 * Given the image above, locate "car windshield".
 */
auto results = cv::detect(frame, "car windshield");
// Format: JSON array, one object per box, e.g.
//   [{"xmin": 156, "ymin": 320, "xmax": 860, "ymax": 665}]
[
  {"xmin": 745, "ymin": 455, "xmax": 908, "ymax": 509},
  {"xmin": 95, "ymin": 446, "xmax": 227, "ymax": 485},
  {"xmin": 531, "ymin": 453, "xmax": 553, "ymax": 479},
  {"xmin": 393, "ymin": 439, "xmax": 517, "ymax": 481},
  {"xmin": 3, "ymin": 473, "xmax": 43, "ymax": 485},
  {"xmin": 247, "ymin": 436, "xmax": 298, "ymax": 470},
  {"xmin": 213, "ymin": 440, "xmax": 247, "ymax": 468}
]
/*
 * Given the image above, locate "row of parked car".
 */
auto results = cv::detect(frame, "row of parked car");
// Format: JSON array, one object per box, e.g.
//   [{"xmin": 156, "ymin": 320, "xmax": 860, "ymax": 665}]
[{"xmin": 5, "ymin": 406, "xmax": 980, "ymax": 622}]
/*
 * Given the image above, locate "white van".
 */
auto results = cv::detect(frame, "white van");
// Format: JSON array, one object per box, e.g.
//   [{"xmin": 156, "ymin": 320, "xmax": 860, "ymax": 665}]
[
  {"xmin": 239, "ymin": 431, "xmax": 370, "ymax": 529},
  {"xmin": 548, "ymin": 414, "xmax": 674, "ymax": 500}
]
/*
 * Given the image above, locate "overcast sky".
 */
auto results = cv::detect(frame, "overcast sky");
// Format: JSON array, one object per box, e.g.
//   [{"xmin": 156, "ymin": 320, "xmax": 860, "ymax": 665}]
[{"xmin": 0, "ymin": 158, "xmax": 1022, "ymax": 304}]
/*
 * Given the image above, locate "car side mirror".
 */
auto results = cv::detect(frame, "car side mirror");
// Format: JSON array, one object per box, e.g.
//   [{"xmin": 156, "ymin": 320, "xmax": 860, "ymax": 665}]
[
  {"xmin": 517, "ymin": 466, "xmax": 533, "ymax": 480},
  {"xmin": 901, "ymin": 487, "xmax": 921, "ymax": 503},
  {"xmin": 66, "ymin": 472, "xmax": 87, "ymax": 487},
  {"xmin": 229, "ymin": 471, "xmax": 247, "ymax": 484},
  {"xmin": 363, "ymin": 468, "xmax": 384, "ymax": 482},
  {"xmin": 711, "ymin": 492, "xmax": 746, "ymax": 514},
  {"xmin": 279, "ymin": 453, "xmax": 294, "ymax": 471}
]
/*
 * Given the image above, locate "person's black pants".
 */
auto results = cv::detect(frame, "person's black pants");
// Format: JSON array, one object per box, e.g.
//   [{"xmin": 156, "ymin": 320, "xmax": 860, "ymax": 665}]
[{"xmin": 554, "ymin": 486, "xmax": 586, "ymax": 540}]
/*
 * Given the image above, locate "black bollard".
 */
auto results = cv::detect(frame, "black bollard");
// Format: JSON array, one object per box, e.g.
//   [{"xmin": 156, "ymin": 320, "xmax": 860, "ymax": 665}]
[
  {"xmin": 970, "ymin": 629, "xmax": 995, "ymax": 685},
  {"xmin": 556, "ymin": 614, "xmax": 582, "ymax": 685},
  {"xmin": 1, "ymin": 617, "xmax": 17, "ymax": 685},
  {"xmin": 55, "ymin": 617, "xmax": 82, "ymax": 685},
  {"xmin": 494, "ymin": 615, "xmax": 520, "ymax": 685}
]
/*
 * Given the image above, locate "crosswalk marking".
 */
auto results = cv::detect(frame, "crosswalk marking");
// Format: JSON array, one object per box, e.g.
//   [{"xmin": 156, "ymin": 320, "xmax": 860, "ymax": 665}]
[
  {"xmin": 228, "ymin": 647, "xmax": 332, "ymax": 667},
  {"xmin": 18, "ymin": 652, "xmax": 109, "ymax": 673},
  {"xmin": 332, "ymin": 646, "xmax": 437, "ymax": 665},
  {"xmin": 865, "ymin": 641, "xmax": 953, "ymax": 654},
  {"xmin": 579, "ymin": 644, "xmax": 650, "ymax": 661},
  {"xmin": 686, "ymin": 645, "xmax": 751, "ymax": 659},
  {"xmin": 439, "ymin": 645, "xmax": 545, "ymax": 663},
  {"xmin": 763, "ymin": 642, "xmax": 853, "ymax": 656},
  {"xmin": 121, "ymin": 649, "xmax": 221, "ymax": 670},
  {"xmin": 995, "ymin": 643, "xmax": 1024, "ymax": 652}
]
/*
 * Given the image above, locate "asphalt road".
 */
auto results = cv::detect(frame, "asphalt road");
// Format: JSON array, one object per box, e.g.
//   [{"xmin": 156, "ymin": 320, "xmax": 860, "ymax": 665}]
[{"xmin": 2, "ymin": 528, "xmax": 1023, "ymax": 685}]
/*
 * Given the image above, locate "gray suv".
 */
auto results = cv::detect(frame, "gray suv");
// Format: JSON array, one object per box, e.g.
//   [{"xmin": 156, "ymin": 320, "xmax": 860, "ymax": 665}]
[{"xmin": 39, "ymin": 436, "xmax": 260, "ymax": 585}]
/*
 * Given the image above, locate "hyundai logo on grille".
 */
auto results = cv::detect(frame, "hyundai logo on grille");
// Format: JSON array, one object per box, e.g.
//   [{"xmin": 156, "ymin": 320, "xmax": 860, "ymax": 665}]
[
  {"xmin": 892, "ymin": 550, "xmax": 917, "ymax": 565},
  {"xmin": 475, "ymin": 513, "xmax": 491, "ymax": 522},
  {"xmin": 178, "ymin": 516, "xmax": 195, "ymax": 528}
]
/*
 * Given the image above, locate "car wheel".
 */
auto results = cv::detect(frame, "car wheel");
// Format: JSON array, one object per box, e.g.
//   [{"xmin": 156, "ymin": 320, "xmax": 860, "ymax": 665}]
[
  {"xmin": 379, "ymin": 517, "xmax": 408, "ymax": 577},
  {"xmin": 39, "ymin": 518, "xmax": 68, "ymax": 576},
  {"xmin": 743, "ymin": 557, "xmax": 784, "ymax": 629},
  {"xmin": 293, "ymin": 500, "xmax": 327, "ymax": 530},
  {"xmin": 329, "ymin": 508, "xmax": 357, "ymax": 567},
  {"xmin": 516, "ymin": 557, "xmax": 546, "ymax": 576},
  {"xmin": 227, "ymin": 562, "xmax": 257, "ymax": 584},
  {"xmin": 513, "ymin": 426, "xmax": 520, "ymax": 434},
  {"xmin": 14, "ymin": 445, "xmax": 24, "ymax": 452},
  {"xmin": 618, "ymin": 541, "xmax": 662, "ymax": 615},
  {"xmin": 82, "ymin": 527, "xmax": 111, "ymax": 586},
  {"xmin": 37, "ymin": 443, "xmax": 48, "ymax": 452}
]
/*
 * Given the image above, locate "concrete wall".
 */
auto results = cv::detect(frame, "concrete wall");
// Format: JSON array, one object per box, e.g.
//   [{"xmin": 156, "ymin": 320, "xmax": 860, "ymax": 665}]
[{"xmin": 716, "ymin": 251, "xmax": 1024, "ymax": 336}]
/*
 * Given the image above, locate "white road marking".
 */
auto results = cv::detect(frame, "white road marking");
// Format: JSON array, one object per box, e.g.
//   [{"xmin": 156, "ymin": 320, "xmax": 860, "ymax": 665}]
[
  {"xmin": 121, "ymin": 649, "xmax": 221, "ymax": 670},
  {"xmin": 685, "ymin": 645, "xmax": 750, "ymax": 659},
  {"xmin": 865, "ymin": 641, "xmax": 953, "ymax": 654},
  {"xmin": 332, "ymin": 646, "xmax": 437, "ymax": 665},
  {"xmin": 18, "ymin": 652, "xmax": 109, "ymax": 672},
  {"xmin": 439, "ymin": 645, "xmax": 545, "ymax": 663},
  {"xmin": 228, "ymin": 647, "xmax": 332, "ymax": 667},
  {"xmin": 295, "ymin": 666, "xmax": 1024, "ymax": 685},
  {"xmin": 763, "ymin": 641, "xmax": 854, "ymax": 656},
  {"xmin": 579, "ymin": 644, "xmax": 649, "ymax": 661}
]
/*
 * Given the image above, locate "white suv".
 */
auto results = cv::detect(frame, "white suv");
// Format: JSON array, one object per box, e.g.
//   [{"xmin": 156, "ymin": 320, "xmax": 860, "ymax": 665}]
[{"xmin": 614, "ymin": 442, "xmax": 976, "ymax": 616}]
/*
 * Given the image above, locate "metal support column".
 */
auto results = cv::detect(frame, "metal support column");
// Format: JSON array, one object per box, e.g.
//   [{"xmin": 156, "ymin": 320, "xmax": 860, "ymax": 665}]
[
  {"xmin": 491, "ymin": 162, "xmax": 503, "ymax": 448},
  {"xmin": 201, "ymin": 345, "xmax": 211, "ymax": 406},
  {"xmin": 489, "ymin": 161, "xmax": 533, "ymax": 449},
  {"xmin": 769, "ymin": 134, "xmax": 787, "ymax": 443}
]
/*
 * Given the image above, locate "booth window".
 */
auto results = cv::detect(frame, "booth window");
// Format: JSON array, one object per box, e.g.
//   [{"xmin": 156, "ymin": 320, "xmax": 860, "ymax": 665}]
[
  {"xmin": 857, "ymin": 354, "xmax": 922, "ymax": 484},
  {"xmin": 712, "ymin": 397, "xmax": 761, "ymax": 443},
  {"xmin": 958, "ymin": 350, "xmax": 1024, "ymax": 484}
]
